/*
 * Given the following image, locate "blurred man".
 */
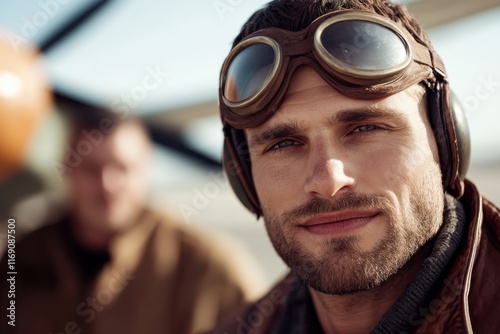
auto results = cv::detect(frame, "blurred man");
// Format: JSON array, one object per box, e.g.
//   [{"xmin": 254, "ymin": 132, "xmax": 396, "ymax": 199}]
[
  {"xmin": 1, "ymin": 114, "xmax": 259, "ymax": 334},
  {"xmin": 210, "ymin": 0, "xmax": 500, "ymax": 333}
]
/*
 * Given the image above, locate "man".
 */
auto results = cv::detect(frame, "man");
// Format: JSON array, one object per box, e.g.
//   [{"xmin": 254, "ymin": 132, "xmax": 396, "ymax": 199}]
[
  {"xmin": 210, "ymin": 0, "xmax": 500, "ymax": 333},
  {"xmin": 0, "ymin": 114, "xmax": 260, "ymax": 334}
]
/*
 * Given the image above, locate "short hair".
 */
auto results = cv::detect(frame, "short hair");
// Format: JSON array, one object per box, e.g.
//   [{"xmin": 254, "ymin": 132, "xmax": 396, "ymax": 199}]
[
  {"xmin": 55, "ymin": 92, "xmax": 150, "ymax": 149},
  {"xmin": 232, "ymin": 0, "xmax": 430, "ymax": 48},
  {"xmin": 68, "ymin": 112, "xmax": 151, "ymax": 151},
  {"xmin": 58, "ymin": 102, "xmax": 151, "ymax": 151}
]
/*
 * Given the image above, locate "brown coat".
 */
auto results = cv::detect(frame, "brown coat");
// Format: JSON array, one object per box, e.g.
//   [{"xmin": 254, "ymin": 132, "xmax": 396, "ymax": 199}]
[
  {"xmin": 208, "ymin": 180, "xmax": 500, "ymax": 334},
  {"xmin": 1, "ymin": 209, "xmax": 256, "ymax": 334}
]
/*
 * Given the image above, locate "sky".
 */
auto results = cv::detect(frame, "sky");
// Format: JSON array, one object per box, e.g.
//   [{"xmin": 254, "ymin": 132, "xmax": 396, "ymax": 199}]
[{"xmin": 1, "ymin": 0, "xmax": 272, "ymax": 110}]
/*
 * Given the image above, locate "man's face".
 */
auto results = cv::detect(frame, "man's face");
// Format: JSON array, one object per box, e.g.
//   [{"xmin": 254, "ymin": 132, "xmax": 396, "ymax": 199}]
[
  {"xmin": 246, "ymin": 66, "xmax": 445, "ymax": 295},
  {"xmin": 68, "ymin": 123, "xmax": 151, "ymax": 236}
]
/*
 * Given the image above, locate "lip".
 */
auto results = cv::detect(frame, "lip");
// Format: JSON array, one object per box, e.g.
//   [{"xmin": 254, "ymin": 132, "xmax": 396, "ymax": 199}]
[{"xmin": 299, "ymin": 211, "xmax": 379, "ymax": 235}]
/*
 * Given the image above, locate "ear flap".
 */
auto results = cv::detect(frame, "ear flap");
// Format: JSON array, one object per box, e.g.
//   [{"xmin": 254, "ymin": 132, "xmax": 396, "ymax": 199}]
[
  {"xmin": 222, "ymin": 127, "xmax": 261, "ymax": 216},
  {"xmin": 427, "ymin": 83, "xmax": 470, "ymax": 198},
  {"xmin": 450, "ymin": 91, "xmax": 471, "ymax": 183}
]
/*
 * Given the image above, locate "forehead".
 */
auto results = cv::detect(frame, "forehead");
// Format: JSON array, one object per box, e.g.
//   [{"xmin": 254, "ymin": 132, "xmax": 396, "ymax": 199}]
[
  {"xmin": 287, "ymin": 65, "xmax": 422, "ymax": 100},
  {"xmin": 264, "ymin": 66, "xmax": 424, "ymax": 123}
]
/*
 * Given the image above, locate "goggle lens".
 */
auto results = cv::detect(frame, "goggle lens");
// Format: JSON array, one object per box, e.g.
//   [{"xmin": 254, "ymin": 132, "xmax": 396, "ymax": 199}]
[
  {"xmin": 224, "ymin": 43, "xmax": 276, "ymax": 102},
  {"xmin": 320, "ymin": 20, "xmax": 408, "ymax": 73}
]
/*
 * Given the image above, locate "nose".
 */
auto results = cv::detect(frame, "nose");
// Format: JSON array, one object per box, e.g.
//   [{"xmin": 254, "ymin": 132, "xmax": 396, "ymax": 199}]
[
  {"xmin": 100, "ymin": 166, "xmax": 122, "ymax": 194},
  {"xmin": 304, "ymin": 146, "xmax": 356, "ymax": 199}
]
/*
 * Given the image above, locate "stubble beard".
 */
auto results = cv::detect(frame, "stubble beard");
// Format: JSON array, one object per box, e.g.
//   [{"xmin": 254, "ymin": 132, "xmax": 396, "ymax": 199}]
[{"xmin": 262, "ymin": 164, "xmax": 444, "ymax": 295}]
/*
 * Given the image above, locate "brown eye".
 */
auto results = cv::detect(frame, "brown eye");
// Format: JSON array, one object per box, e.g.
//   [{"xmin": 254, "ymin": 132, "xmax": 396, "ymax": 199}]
[{"xmin": 270, "ymin": 139, "xmax": 299, "ymax": 151}]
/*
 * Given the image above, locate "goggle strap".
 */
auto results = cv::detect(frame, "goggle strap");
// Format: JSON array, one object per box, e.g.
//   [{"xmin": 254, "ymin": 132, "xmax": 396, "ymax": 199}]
[{"xmin": 282, "ymin": 40, "xmax": 313, "ymax": 56}]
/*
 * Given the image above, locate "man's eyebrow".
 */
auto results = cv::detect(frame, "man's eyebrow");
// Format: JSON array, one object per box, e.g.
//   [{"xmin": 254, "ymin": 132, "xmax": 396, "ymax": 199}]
[
  {"xmin": 247, "ymin": 108, "xmax": 402, "ymax": 147},
  {"xmin": 248, "ymin": 123, "xmax": 302, "ymax": 147},
  {"xmin": 329, "ymin": 108, "xmax": 403, "ymax": 125}
]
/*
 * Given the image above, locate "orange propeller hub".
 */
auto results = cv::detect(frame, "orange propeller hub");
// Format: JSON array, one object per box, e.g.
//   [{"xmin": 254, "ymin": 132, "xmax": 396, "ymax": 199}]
[{"xmin": 0, "ymin": 34, "xmax": 52, "ymax": 180}]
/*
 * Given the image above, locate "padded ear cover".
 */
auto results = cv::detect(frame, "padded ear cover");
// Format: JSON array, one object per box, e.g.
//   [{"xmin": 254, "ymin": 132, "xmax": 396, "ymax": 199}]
[
  {"xmin": 222, "ymin": 126, "xmax": 261, "ymax": 215},
  {"xmin": 450, "ymin": 91, "xmax": 471, "ymax": 183},
  {"xmin": 426, "ymin": 83, "xmax": 470, "ymax": 198}
]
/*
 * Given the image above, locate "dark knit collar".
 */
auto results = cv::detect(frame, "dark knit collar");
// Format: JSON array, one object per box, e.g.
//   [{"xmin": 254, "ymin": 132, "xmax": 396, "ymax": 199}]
[
  {"xmin": 371, "ymin": 194, "xmax": 466, "ymax": 333},
  {"xmin": 271, "ymin": 275, "xmax": 323, "ymax": 334},
  {"xmin": 274, "ymin": 194, "xmax": 467, "ymax": 334}
]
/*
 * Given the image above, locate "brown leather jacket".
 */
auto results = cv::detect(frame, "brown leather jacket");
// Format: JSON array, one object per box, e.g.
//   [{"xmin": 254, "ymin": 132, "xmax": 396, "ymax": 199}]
[{"xmin": 209, "ymin": 180, "xmax": 500, "ymax": 334}]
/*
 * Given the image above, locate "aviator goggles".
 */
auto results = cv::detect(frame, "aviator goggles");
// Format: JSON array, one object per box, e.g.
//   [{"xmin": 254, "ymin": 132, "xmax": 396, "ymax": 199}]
[{"xmin": 220, "ymin": 10, "xmax": 446, "ymax": 128}]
